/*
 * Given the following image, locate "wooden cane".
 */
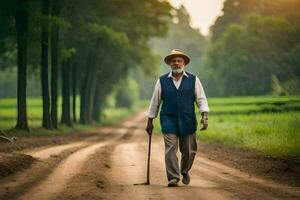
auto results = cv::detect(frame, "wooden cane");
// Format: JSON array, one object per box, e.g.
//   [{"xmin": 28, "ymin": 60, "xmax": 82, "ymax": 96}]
[
  {"xmin": 134, "ymin": 130, "xmax": 152, "ymax": 185},
  {"xmin": 146, "ymin": 131, "xmax": 152, "ymax": 184}
]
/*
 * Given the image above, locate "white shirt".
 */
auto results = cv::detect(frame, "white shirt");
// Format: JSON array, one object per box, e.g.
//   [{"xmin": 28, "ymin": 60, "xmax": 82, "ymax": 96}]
[{"xmin": 146, "ymin": 70, "xmax": 209, "ymax": 119}]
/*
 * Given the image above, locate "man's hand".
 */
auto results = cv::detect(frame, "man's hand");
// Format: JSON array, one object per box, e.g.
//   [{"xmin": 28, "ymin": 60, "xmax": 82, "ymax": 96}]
[
  {"xmin": 146, "ymin": 118, "xmax": 154, "ymax": 135},
  {"xmin": 200, "ymin": 112, "xmax": 208, "ymax": 131}
]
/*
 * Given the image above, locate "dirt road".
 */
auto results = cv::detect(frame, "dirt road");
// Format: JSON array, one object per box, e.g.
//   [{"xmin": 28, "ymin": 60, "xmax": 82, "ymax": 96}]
[{"xmin": 0, "ymin": 111, "xmax": 300, "ymax": 200}]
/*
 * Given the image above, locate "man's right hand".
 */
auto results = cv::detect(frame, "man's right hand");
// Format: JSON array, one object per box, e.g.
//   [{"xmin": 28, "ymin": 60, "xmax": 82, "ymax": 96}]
[
  {"xmin": 200, "ymin": 112, "xmax": 208, "ymax": 131},
  {"xmin": 146, "ymin": 118, "xmax": 154, "ymax": 135}
]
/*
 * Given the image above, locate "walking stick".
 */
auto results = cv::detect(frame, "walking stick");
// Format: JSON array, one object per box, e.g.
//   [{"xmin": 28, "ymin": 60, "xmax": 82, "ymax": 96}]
[
  {"xmin": 146, "ymin": 132, "xmax": 152, "ymax": 184},
  {"xmin": 134, "ymin": 130, "xmax": 152, "ymax": 185}
]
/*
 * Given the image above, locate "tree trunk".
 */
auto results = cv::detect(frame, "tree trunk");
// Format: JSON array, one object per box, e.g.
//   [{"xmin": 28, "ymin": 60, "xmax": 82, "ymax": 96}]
[
  {"xmin": 50, "ymin": 0, "xmax": 62, "ymax": 129},
  {"xmin": 80, "ymin": 48, "xmax": 97, "ymax": 124},
  {"xmin": 87, "ymin": 66, "xmax": 98, "ymax": 122},
  {"xmin": 61, "ymin": 58, "xmax": 72, "ymax": 126},
  {"xmin": 79, "ymin": 81, "xmax": 86, "ymax": 124},
  {"xmin": 41, "ymin": 0, "xmax": 51, "ymax": 129},
  {"xmin": 15, "ymin": 0, "xmax": 29, "ymax": 130},
  {"xmin": 92, "ymin": 83, "xmax": 103, "ymax": 122},
  {"xmin": 79, "ymin": 52, "xmax": 92, "ymax": 124},
  {"xmin": 79, "ymin": 40, "xmax": 102, "ymax": 124},
  {"xmin": 72, "ymin": 62, "xmax": 77, "ymax": 123}
]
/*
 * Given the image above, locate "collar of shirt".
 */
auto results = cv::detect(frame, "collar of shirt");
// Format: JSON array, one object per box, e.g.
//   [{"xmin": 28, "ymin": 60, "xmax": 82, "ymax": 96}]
[{"xmin": 167, "ymin": 70, "xmax": 189, "ymax": 80}]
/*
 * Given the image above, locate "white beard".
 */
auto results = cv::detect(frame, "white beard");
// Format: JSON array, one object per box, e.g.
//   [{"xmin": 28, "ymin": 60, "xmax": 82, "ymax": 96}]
[{"xmin": 172, "ymin": 68, "xmax": 183, "ymax": 74}]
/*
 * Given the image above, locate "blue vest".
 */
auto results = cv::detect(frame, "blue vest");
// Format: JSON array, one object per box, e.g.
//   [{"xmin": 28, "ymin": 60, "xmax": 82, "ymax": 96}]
[{"xmin": 159, "ymin": 71, "xmax": 197, "ymax": 136}]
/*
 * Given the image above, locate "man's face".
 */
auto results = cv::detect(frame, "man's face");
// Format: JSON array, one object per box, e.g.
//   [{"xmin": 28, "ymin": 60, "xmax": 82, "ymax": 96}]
[{"xmin": 169, "ymin": 56, "xmax": 185, "ymax": 74}]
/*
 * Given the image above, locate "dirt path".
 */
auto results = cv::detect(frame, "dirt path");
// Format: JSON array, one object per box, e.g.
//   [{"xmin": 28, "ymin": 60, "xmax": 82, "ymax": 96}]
[{"xmin": 0, "ymin": 110, "xmax": 300, "ymax": 200}]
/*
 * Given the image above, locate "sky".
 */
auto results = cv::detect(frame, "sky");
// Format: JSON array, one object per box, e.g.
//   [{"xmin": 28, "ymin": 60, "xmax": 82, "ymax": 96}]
[{"xmin": 169, "ymin": 0, "xmax": 226, "ymax": 36}]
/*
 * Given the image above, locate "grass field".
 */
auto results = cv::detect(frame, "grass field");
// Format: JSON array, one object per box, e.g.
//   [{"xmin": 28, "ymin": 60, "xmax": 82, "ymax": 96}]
[
  {"xmin": 1, "ymin": 95, "xmax": 300, "ymax": 156},
  {"xmin": 153, "ymin": 95, "xmax": 300, "ymax": 157},
  {"xmin": 0, "ymin": 96, "xmax": 145, "ymax": 136}
]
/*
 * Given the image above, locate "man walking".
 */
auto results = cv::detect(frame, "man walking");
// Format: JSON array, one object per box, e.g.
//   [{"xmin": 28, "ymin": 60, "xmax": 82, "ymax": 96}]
[{"xmin": 145, "ymin": 49, "xmax": 209, "ymax": 187}]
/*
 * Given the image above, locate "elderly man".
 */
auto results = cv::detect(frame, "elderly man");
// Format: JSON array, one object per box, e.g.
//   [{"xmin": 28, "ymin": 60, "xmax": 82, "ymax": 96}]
[{"xmin": 145, "ymin": 49, "xmax": 209, "ymax": 187}]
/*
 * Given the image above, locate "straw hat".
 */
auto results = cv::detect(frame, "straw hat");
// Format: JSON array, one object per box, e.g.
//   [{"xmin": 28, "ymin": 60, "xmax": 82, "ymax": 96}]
[{"xmin": 164, "ymin": 49, "xmax": 190, "ymax": 65}]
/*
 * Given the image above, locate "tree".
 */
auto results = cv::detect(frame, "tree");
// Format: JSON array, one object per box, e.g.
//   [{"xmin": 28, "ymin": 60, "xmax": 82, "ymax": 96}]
[
  {"xmin": 210, "ymin": 0, "xmax": 300, "ymax": 41},
  {"xmin": 15, "ymin": 0, "xmax": 30, "ymax": 130},
  {"xmin": 50, "ymin": 0, "xmax": 62, "ymax": 128},
  {"xmin": 203, "ymin": 13, "xmax": 300, "ymax": 96},
  {"xmin": 40, "ymin": 0, "xmax": 51, "ymax": 129},
  {"xmin": 1, "ymin": 0, "xmax": 172, "ymax": 130},
  {"xmin": 61, "ymin": 57, "xmax": 72, "ymax": 125}
]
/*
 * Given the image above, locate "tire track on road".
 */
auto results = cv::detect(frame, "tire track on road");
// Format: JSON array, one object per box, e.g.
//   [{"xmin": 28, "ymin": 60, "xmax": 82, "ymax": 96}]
[
  {"xmin": 18, "ymin": 128, "xmax": 130, "ymax": 200},
  {"xmin": 17, "ymin": 110, "xmax": 147, "ymax": 200}
]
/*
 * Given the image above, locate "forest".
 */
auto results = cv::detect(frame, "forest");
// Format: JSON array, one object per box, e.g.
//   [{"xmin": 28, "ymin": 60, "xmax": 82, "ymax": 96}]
[{"xmin": 0, "ymin": 0, "xmax": 299, "ymax": 133}]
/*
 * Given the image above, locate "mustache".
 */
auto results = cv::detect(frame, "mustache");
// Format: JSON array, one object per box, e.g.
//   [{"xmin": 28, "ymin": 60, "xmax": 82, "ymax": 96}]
[{"xmin": 171, "ymin": 65, "xmax": 181, "ymax": 68}]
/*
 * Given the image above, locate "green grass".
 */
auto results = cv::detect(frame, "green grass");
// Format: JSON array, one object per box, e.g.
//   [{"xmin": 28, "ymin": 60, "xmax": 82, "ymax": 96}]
[
  {"xmin": 152, "ymin": 95, "xmax": 300, "ymax": 157},
  {"xmin": 0, "ymin": 97, "xmax": 147, "ymax": 137}
]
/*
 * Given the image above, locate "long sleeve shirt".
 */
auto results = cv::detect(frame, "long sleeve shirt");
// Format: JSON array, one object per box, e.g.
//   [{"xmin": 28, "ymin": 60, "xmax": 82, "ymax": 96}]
[{"xmin": 145, "ymin": 70, "xmax": 209, "ymax": 119}]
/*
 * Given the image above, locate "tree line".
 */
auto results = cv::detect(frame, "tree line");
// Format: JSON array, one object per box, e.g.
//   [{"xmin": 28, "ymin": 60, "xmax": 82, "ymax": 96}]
[
  {"xmin": 0, "ymin": 0, "xmax": 172, "ymax": 130},
  {"xmin": 203, "ymin": 0, "xmax": 300, "ymax": 96}
]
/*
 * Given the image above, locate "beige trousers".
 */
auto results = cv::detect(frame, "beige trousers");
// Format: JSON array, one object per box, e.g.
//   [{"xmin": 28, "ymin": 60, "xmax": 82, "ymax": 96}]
[{"xmin": 163, "ymin": 133, "xmax": 197, "ymax": 181}]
